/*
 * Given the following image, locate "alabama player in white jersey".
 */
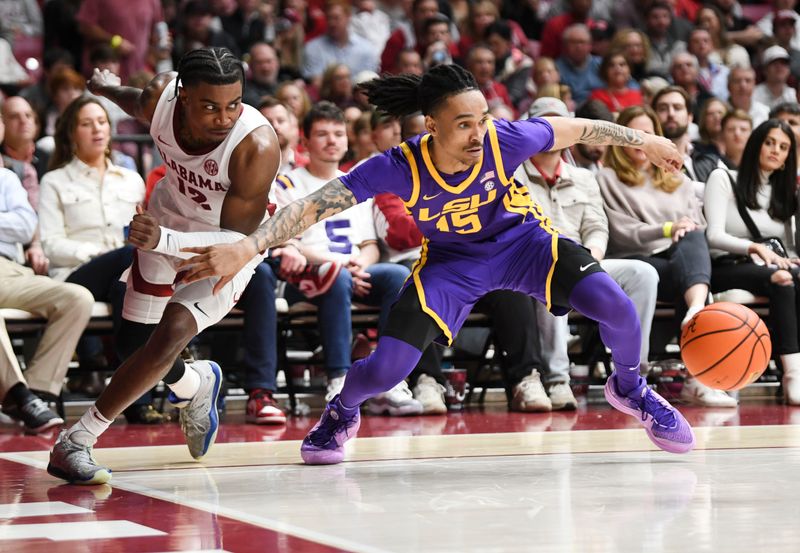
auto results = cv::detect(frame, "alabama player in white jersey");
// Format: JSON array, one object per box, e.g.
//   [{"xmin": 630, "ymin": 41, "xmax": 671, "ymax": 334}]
[{"xmin": 47, "ymin": 47, "xmax": 280, "ymax": 485}]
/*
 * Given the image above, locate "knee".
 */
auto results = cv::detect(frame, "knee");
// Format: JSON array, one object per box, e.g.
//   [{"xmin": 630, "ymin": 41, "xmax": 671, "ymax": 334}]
[
  {"xmin": 328, "ymin": 268, "xmax": 353, "ymax": 297},
  {"xmin": 771, "ymin": 270, "xmax": 794, "ymax": 286},
  {"xmin": 53, "ymin": 283, "xmax": 94, "ymax": 316},
  {"xmin": 681, "ymin": 229, "xmax": 707, "ymax": 245}
]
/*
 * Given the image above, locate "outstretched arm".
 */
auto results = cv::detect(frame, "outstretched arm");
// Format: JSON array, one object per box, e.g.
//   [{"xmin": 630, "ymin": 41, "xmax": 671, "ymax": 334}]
[
  {"xmin": 543, "ymin": 117, "xmax": 682, "ymax": 173},
  {"xmin": 87, "ymin": 69, "xmax": 176, "ymax": 125},
  {"xmin": 178, "ymin": 178, "xmax": 357, "ymax": 292}
]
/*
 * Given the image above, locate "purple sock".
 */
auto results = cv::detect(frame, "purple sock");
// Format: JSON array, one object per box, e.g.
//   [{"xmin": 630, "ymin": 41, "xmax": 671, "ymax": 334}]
[
  {"xmin": 338, "ymin": 336, "xmax": 423, "ymax": 409},
  {"xmin": 568, "ymin": 271, "xmax": 644, "ymax": 396}
]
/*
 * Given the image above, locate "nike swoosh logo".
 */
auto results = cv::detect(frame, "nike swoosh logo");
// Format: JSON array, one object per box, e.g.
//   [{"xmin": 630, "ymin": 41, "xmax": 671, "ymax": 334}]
[
  {"xmin": 193, "ymin": 302, "xmax": 209, "ymax": 317},
  {"xmin": 422, "ymin": 192, "xmax": 443, "ymax": 200},
  {"xmin": 579, "ymin": 262, "xmax": 597, "ymax": 272},
  {"xmin": 157, "ymin": 134, "xmax": 171, "ymax": 145},
  {"xmin": 166, "ymin": 233, "xmax": 173, "ymax": 250}
]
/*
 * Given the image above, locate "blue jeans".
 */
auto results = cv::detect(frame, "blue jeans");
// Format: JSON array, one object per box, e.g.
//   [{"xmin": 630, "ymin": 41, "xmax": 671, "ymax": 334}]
[
  {"xmin": 282, "ymin": 262, "xmax": 410, "ymax": 377},
  {"xmin": 235, "ymin": 261, "xmax": 279, "ymax": 392}
]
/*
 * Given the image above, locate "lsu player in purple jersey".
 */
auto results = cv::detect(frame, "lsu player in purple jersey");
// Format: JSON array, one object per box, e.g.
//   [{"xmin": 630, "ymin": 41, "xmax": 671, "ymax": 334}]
[{"xmin": 181, "ymin": 64, "xmax": 696, "ymax": 462}]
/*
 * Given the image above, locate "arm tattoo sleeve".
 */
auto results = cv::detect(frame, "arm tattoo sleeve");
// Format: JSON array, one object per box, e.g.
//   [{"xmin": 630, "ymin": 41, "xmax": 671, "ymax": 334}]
[
  {"xmin": 578, "ymin": 121, "xmax": 645, "ymax": 147},
  {"xmin": 250, "ymin": 178, "xmax": 357, "ymax": 252}
]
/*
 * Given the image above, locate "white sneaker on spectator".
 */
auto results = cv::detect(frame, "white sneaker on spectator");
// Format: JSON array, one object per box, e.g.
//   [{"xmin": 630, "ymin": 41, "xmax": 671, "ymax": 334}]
[
  {"xmin": 325, "ymin": 375, "xmax": 346, "ymax": 402},
  {"xmin": 679, "ymin": 376, "xmax": 738, "ymax": 408},
  {"xmin": 547, "ymin": 382, "xmax": 577, "ymax": 411},
  {"xmin": 511, "ymin": 370, "xmax": 552, "ymax": 412},
  {"xmin": 412, "ymin": 375, "xmax": 447, "ymax": 415},
  {"xmin": 366, "ymin": 381, "xmax": 424, "ymax": 416}
]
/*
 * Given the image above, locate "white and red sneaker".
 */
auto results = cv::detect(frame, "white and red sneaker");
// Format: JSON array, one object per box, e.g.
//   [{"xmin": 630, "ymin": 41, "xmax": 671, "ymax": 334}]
[
  {"xmin": 285, "ymin": 261, "xmax": 343, "ymax": 298},
  {"xmin": 246, "ymin": 389, "xmax": 287, "ymax": 425}
]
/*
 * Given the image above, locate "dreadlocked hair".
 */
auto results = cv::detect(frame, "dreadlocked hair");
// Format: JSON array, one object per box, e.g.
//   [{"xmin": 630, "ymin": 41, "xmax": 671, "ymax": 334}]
[
  {"xmin": 174, "ymin": 47, "xmax": 245, "ymax": 96},
  {"xmin": 360, "ymin": 64, "xmax": 479, "ymax": 117}
]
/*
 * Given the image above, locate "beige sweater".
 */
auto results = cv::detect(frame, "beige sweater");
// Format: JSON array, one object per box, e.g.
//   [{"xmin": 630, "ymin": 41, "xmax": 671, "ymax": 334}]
[{"xmin": 596, "ymin": 167, "xmax": 704, "ymax": 257}]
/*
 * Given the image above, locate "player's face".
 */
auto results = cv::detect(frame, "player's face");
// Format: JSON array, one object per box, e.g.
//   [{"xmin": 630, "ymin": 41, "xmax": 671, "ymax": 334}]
[
  {"xmin": 305, "ymin": 119, "xmax": 348, "ymax": 163},
  {"xmin": 623, "ymin": 114, "xmax": 655, "ymax": 168},
  {"xmin": 180, "ymin": 81, "xmax": 243, "ymax": 144},
  {"xmin": 72, "ymin": 102, "xmax": 111, "ymax": 161},
  {"xmin": 759, "ymin": 127, "xmax": 792, "ymax": 172},
  {"xmin": 427, "ymin": 90, "xmax": 490, "ymax": 167}
]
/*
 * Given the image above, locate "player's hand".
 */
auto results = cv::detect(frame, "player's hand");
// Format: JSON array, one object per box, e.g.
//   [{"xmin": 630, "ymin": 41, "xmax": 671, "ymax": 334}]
[
  {"xmin": 128, "ymin": 205, "xmax": 161, "ymax": 250},
  {"xmin": 272, "ymin": 244, "xmax": 307, "ymax": 276},
  {"xmin": 642, "ymin": 134, "xmax": 683, "ymax": 174},
  {"xmin": 25, "ymin": 244, "xmax": 49, "ymax": 275},
  {"xmin": 178, "ymin": 239, "xmax": 259, "ymax": 294},
  {"xmin": 87, "ymin": 68, "xmax": 121, "ymax": 95}
]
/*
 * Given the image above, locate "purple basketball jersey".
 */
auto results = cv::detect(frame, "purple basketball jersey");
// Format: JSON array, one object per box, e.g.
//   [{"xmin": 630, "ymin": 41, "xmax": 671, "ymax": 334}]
[
  {"xmin": 341, "ymin": 117, "xmax": 557, "ymax": 244},
  {"xmin": 340, "ymin": 117, "xmax": 561, "ymax": 343}
]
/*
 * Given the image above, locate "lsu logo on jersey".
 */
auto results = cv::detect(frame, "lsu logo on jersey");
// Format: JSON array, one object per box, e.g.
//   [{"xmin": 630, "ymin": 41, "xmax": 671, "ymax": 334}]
[{"xmin": 417, "ymin": 189, "xmax": 497, "ymax": 234}]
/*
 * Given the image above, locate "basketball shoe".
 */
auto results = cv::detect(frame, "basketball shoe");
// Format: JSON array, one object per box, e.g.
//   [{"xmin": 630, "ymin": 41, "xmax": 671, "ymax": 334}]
[
  {"xmin": 300, "ymin": 395, "xmax": 360, "ymax": 464},
  {"xmin": 285, "ymin": 261, "xmax": 342, "ymax": 298},
  {"xmin": 604, "ymin": 374, "xmax": 695, "ymax": 454},
  {"xmin": 167, "ymin": 360, "xmax": 223, "ymax": 460},
  {"xmin": 47, "ymin": 430, "xmax": 112, "ymax": 485},
  {"xmin": 246, "ymin": 389, "xmax": 287, "ymax": 425}
]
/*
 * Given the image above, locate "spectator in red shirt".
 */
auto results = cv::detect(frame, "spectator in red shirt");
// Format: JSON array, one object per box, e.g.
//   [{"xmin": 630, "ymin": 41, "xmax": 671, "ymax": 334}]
[
  {"xmin": 540, "ymin": 0, "xmax": 594, "ymax": 60},
  {"xmin": 589, "ymin": 50, "xmax": 644, "ymax": 114}
]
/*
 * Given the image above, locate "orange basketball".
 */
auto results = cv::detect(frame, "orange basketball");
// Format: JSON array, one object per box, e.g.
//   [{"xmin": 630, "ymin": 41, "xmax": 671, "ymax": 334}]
[{"xmin": 680, "ymin": 302, "xmax": 771, "ymax": 391}]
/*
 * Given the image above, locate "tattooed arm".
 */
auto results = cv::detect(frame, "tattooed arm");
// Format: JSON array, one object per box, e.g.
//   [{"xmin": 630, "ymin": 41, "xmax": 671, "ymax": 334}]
[
  {"xmin": 543, "ymin": 117, "xmax": 682, "ymax": 173},
  {"xmin": 177, "ymin": 178, "xmax": 357, "ymax": 292}
]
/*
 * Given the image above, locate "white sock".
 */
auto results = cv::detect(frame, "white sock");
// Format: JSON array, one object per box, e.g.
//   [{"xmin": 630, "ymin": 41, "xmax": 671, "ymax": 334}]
[
  {"xmin": 67, "ymin": 405, "xmax": 113, "ymax": 446},
  {"xmin": 167, "ymin": 362, "xmax": 202, "ymax": 400}
]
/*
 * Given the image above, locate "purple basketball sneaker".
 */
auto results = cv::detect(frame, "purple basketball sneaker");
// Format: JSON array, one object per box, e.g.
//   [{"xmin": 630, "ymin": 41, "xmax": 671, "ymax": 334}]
[
  {"xmin": 604, "ymin": 374, "xmax": 695, "ymax": 454},
  {"xmin": 301, "ymin": 395, "xmax": 361, "ymax": 465}
]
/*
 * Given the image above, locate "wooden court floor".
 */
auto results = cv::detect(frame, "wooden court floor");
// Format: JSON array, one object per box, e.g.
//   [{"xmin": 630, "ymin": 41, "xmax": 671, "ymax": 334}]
[{"xmin": 1, "ymin": 400, "xmax": 799, "ymax": 552}]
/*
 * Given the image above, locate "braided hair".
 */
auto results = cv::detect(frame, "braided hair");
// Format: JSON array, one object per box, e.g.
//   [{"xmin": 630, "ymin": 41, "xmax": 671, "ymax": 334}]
[
  {"xmin": 359, "ymin": 64, "xmax": 479, "ymax": 118},
  {"xmin": 174, "ymin": 47, "xmax": 245, "ymax": 96}
]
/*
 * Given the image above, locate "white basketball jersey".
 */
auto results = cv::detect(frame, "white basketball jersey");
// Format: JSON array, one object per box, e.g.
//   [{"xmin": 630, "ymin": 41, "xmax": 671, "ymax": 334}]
[{"xmin": 148, "ymin": 78, "xmax": 272, "ymax": 232}]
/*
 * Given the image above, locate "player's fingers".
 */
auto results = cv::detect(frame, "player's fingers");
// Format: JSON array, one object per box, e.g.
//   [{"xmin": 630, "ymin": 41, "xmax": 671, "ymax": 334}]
[
  {"xmin": 213, "ymin": 275, "xmax": 234, "ymax": 295},
  {"xmin": 181, "ymin": 246, "xmax": 211, "ymax": 255},
  {"xmin": 181, "ymin": 266, "xmax": 214, "ymax": 284},
  {"xmin": 136, "ymin": 204, "xmax": 145, "ymax": 215},
  {"xmin": 177, "ymin": 254, "xmax": 209, "ymax": 271}
]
